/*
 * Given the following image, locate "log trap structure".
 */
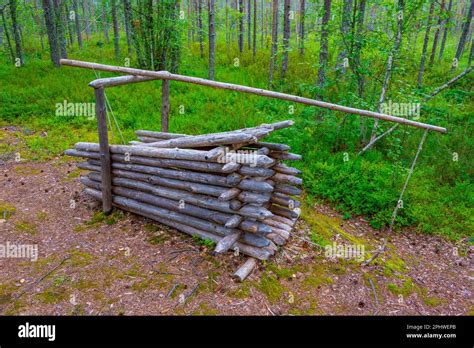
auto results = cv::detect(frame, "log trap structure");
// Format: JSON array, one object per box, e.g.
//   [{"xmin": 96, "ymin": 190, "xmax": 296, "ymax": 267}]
[{"xmin": 60, "ymin": 59, "xmax": 447, "ymax": 281}]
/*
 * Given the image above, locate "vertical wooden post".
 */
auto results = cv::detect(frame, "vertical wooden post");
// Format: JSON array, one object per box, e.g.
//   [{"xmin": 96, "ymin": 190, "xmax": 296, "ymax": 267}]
[
  {"xmin": 161, "ymin": 79, "xmax": 170, "ymax": 132},
  {"xmin": 94, "ymin": 86, "xmax": 112, "ymax": 214}
]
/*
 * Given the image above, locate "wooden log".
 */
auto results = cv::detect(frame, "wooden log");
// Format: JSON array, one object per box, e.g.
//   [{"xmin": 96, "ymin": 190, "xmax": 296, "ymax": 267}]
[
  {"xmin": 272, "ymin": 163, "xmax": 302, "ymax": 175},
  {"xmin": 270, "ymin": 226, "xmax": 290, "ymax": 239},
  {"xmin": 87, "ymin": 173, "xmax": 270, "ymax": 233},
  {"xmin": 81, "ymin": 177, "xmax": 231, "ymax": 226},
  {"xmin": 61, "ymin": 59, "xmax": 447, "ymax": 133},
  {"xmin": 145, "ymin": 131, "xmax": 264, "ymax": 149},
  {"xmin": 238, "ymin": 179, "xmax": 273, "ymax": 192},
  {"xmin": 84, "ymin": 188, "xmax": 272, "ymax": 260},
  {"xmin": 233, "ymin": 258, "xmax": 257, "ymax": 281},
  {"xmin": 161, "ymin": 79, "xmax": 170, "ymax": 132},
  {"xmin": 64, "ymin": 149, "xmax": 101, "ymax": 160},
  {"xmin": 238, "ymin": 204, "xmax": 273, "ymax": 220},
  {"xmin": 135, "ymin": 130, "xmax": 187, "ymax": 139},
  {"xmin": 239, "ymin": 165, "xmax": 274, "ymax": 177},
  {"xmin": 94, "ymin": 87, "xmax": 112, "ymax": 214},
  {"xmin": 225, "ymin": 172, "xmax": 242, "ymax": 186},
  {"xmin": 272, "ymin": 173, "xmax": 303, "ymax": 186},
  {"xmin": 67, "ymin": 148, "xmax": 234, "ymax": 174},
  {"xmin": 89, "ymin": 160, "xmax": 273, "ymax": 193},
  {"xmin": 270, "ymin": 151, "xmax": 302, "ymax": 161},
  {"xmin": 275, "ymin": 183, "xmax": 302, "ymax": 196},
  {"xmin": 82, "ymin": 181, "xmax": 269, "ymax": 247},
  {"xmin": 254, "ymin": 141, "xmax": 291, "ymax": 151},
  {"xmin": 87, "ymin": 172, "xmax": 239, "ymax": 214},
  {"xmin": 272, "ymin": 215, "xmax": 296, "ymax": 226},
  {"xmin": 256, "ymin": 147, "xmax": 270, "ymax": 155},
  {"xmin": 263, "ymin": 218, "xmax": 292, "ymax": 232},
  {"xmin": 89, "ymin": 160, "xmax": 233, "ymax": 187},
  {"xmin": 214, "ymin": 232, "xmax": 241, "ymax": 254},
  {"xmin": 218, "ymin": 188, "xmax": 241, "ymax": 201},
  {"xmin": 238, "ymin": 191, "xmax": 271, "ymax": 204},
  {"xmin": 270, "ymin": 192, "xmax": 301, "ymax": 208},
  {"xmin": 222, "ymin": 162, "xmax": 241, "ymax": 173},
  {"xmin": 239, "ymin": 220, "xmax": 272, "ymax": 235},
  {"xmin": 80, "ymin": 162, "xmax": 229, "ymax": 197},
  {"xmin": 270, "ymin": 205, "xmax": 300, "ymax": 219},
  {"xmin": 137, "ymin": 136, "xmax": 174, "ymax": 143},
  {"xmin": 267, "ymin": 233, "xmax": 286, "ymax": 245},
  {"xmin": 225, "ymin": 215, "xmax": 243, "ymax": 228},
  {"xmin": 205, "ymin": 146, "xmax": 225, "ymax": 161},
  {"xmin": 242, "ymin": 233, "xmax": 270, "ymax": 247},
  {"xmin": 76, "ymin": 142, "xmax": 223, "ymax": 163}
]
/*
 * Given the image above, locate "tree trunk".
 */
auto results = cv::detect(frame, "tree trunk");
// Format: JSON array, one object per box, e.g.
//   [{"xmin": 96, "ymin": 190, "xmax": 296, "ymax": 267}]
[
  {"xmin": 430, "ymin": 0, "xmax": 446, "ymax": 65},
  {"xmin": 64, "ymin": 1, "xmax": 74, "ymax": 46},
  {"xmin": 42, "ymin": 0, "xmax": 60, "ymax": 67},
  {"xmin": 299, "ymin": 0, "xmax": 305, "ymax": 55},
  {"xmin": 268, "ymin": 0, "xmax": 278, "ymax": 88},
  {"xmin": 247, "ymin": 0, "xmax": 251, "ymax": 49},
  {"xmin": 72, "ymin": 0, "xmax": 83, "ymax": 48},
  {"xmin": 417, "ymin": 1, "xmax": 435, "ymax": 88},
  {"xmin": 452, "ymin": 0, "xmax": 474, "ymax": 69},
  {"xmin": 317, "ymin": 0, "xmax": 331, "ymax": 98},
  {"xmin": 82, "ymin": 0, "xmax": 91, "ymax": 38},
  {"xmin": 112, "ymin": 0, "xmax": 120, "ymax": 59},
  {"xmin": 468, "ymin": 37, "xmax": 474, "ymax": 65},
  {"xmin": 253, "ymin": 0, "xmax": 257, "ymax": 57},
  {"xmin": 102, "ymin": 1, "xmax": 109, "ymax": 43},
  {"xmin": 1, "ymin": 8, "xmax": 15, "ymax": 62},
  {"xmin": 354, "ymin": 0, "xmax": 367, "ymax": 141},
  {"xmin": 9, "ymin": 0, "xmax": 23, "ymax": 65},
  {"xmin": 239, "ymin": 0, "xmax": 244, "ymax": 53},
  {"xmin": 438, "ymin": 0, "xmax": 453, "ymax": 62},
  {"xmin": 56, "ymin": 0, "xmax": 68, "ymax": 57},
  {"xmin": 337, "ymin": 0, "xmax": 353, "ymax": 75},
  {"xmin": 370, "ymin": 0, "xmax": 404, "ymax": 141},
  {"xmin": 90, "ymin": 0, "xmax": 97, "ymax": 33},
  {"xmin": 208, "ymin": 0, "xmax": 216, "ymax": 80},
  {"xmin": 122, "ymin": 0, "xmax": 132, "ymax": 55},
  {"xmin": 198, "ymin": 0, "xmax": 204, "ymax": 58},
  {"xmin": 281, "ymin": 0, "xmax": 290, "ymax": 79}
]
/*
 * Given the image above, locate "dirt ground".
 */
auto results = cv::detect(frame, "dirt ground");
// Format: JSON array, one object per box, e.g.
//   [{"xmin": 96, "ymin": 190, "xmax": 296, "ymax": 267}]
[{"xmin": 0, "ymin": 146, "xmax": 472, "ymax": 316}]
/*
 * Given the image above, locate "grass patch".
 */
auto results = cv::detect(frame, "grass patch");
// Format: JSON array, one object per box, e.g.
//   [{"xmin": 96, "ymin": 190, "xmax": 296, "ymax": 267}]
[{"xmin": 14, "ymin": 220, "xmax": 38, "ymax": 235}]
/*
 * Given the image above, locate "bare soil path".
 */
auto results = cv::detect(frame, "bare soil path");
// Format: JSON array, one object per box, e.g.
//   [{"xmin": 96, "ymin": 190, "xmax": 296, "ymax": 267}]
[{"xmin": 0, "ymin": 145, "xmax": 472, "ymax": 316}]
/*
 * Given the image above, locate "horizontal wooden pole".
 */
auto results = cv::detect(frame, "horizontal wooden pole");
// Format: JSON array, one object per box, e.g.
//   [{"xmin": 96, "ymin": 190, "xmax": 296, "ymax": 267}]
[{"xmin": 60, "ymin": 59, "xmax": 447, "ymax": 133}]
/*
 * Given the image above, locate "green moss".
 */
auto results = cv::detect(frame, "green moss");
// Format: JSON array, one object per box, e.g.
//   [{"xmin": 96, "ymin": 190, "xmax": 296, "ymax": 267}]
[
  {"xmin": 65, "ymin": 168, "xmax": 81, "ymax": 179},
  {"xmin": 423, "ymin": 296, "xmax": 447, "ymax": 307},
  {"xmin": 86, "ymin": 210, "xmax": 123, "ymax": 226},
  {"xmin": 267, "ymin": 263, "xmax": 294, "ymax": 278},
  {"xmin": 131, "ymin": 278, "xmax": 155, "ymax": 292},
  {"xmin": 257, "ymin": 273, "xmax": 285, "ymax": 303},
  {"xmin": 192, "ymin": 303, "xmax": 219, "ymax": 315},
  {"xmin": 14, "ymin": 165, "xmax": 41, "ymax": 176},
  {"xmin": 0, "ymin": 201, "xmax": 16, "ymax": 220},
  {"xmin": 14, "ymin": 220, "xmax": 38, "ymax": 235},
  {"xmin": 35, "ymin": 287, "xmax": 68, "ymax": 304},
  {"xmin": 387, "ymin": 278, "xmax": 417, "ymax": 297},
  {"xmin": 227, "ymin": 283, "xmax": 250, "ymax": 299},
  {"xmin": 302, "ymin": 263, "xmax": 334, "ymax": 289},
  {"xmin": 36, "ymin": 211, "xmax": 48, "ymax": 221},
  {"xmin": 68, "ymin": 251, "xmax": 94, "ymax": 267},
  {"xmin": 147, "ymin": 232, "xmax": 169, "ymax": 245}
]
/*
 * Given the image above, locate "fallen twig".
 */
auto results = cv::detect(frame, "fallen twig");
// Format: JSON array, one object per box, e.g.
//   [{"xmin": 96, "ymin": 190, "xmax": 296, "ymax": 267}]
[
  {"xmin": 1, "ymin": 254, "xmax": 71, "ymax": 314},
  {"xmin": 362, "ymin": 239, "xmax": 387, "ymax": 266},
  {"xmin": 368, "ymin": 277, "xmax": 380, "ymax": 315}
]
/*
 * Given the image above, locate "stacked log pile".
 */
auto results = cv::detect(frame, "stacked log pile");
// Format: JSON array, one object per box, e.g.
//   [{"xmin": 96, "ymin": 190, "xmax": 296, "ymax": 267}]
[{"xmin": 65, "ymin": 120, "xmax": 302, "ymax": 280}]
